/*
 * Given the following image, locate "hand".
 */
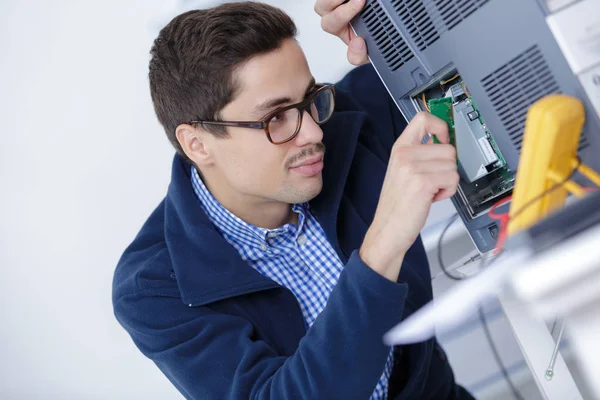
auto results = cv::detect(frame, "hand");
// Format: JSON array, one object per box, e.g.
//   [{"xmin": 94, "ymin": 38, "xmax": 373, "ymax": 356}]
[
  {"xmin": 360, "ymin": 112, "xmax": 459, "ymax": 281},
  {"xmin": 314, "ymin": 0, "xmax": 369, "ymax": 66}
]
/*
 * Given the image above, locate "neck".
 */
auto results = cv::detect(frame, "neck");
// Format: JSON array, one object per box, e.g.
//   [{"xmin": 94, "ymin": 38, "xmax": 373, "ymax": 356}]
[{"xmin": 200, "ymin": 170, "xmax": 297, "ymax": 229}]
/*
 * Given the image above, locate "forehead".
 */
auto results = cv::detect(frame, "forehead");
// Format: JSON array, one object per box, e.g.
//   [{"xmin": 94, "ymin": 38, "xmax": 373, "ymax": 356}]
[{"xmin": 230, "ymin": 39, "xmax": 312, "ymax": 109}]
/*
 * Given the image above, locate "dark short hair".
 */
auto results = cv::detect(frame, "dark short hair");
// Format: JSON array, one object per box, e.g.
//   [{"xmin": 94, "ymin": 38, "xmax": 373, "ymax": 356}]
[{"xmin": 149, "ymin": 2, "xmax": 298, "ymax": 162}]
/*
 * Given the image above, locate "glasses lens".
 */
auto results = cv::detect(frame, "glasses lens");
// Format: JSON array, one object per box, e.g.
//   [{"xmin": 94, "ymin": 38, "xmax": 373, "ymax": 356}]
[
  {"xmin": 268, "ymin": 108, "xmax": 301, "ymax": 144},
  {"xmin": 309, "ymin": 88, "xmax": 334, "ymax": 124}
]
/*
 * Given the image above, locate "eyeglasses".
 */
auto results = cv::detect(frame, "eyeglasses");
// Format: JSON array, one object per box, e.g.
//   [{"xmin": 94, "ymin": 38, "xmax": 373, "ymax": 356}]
[{"xmin": 189, "ymin": 84, "xmax": 335, "ymax": 144}]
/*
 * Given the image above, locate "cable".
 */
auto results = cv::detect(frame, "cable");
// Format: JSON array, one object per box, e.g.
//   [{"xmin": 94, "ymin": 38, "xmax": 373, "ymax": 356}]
[
  {"xmin": 436, "ymin": 214, "xmax": 462, "ymax": 281},
  {"xmin": 489, "ymin": 156, "xmax": 583, "ymax": 254},
  {"xmin": 440, "ymin": 73, "xmax": 460, "ymax": 85},
  {"xmin": 508, "ymin": 156, "xmax": 582, "ymax": 227},
  {"xmin": 440, "ymin": 73, "xmax": 460, "ymax": 92},
  {"xmin": 478, "ymin": 306, "xmax": 525, "ymax": 400},
  {"xmin": 488, "ymin": 196, "xmax": 512, "ymax": 254},
  {"xmin": 422, "ymin": 92, "xmax": 430, "ymax": 112},
  {"xmin": 437, "ymin": 212, "xmax": 500, "ymax": 279},
  {"xmin": 461, "ymin": 81, "xmax": 471, "ymax": 98}
]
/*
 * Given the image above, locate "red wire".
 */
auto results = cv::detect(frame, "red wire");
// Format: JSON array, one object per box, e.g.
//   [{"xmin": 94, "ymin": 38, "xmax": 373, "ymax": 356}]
[
  {"xmin": 488, "ymin": 187, "xmax": 597, "ymax": 254},
  {"xmin": 488, "ymin": 196, "xmax": 511, "ymax": 255},
  {"xmin": 488, "ymin": 196, "xmax": 512, "ymax": 219}
]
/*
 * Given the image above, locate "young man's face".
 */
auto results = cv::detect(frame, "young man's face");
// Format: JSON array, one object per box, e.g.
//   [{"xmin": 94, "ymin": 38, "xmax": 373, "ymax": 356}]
[{"xmin": 200, "ymin": 38, "xmax": 326, "ymax": 205}]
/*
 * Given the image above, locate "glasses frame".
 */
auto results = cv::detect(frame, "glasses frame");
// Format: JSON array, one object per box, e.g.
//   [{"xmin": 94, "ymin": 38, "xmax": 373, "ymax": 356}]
[{"xmin": 188, "ymin": 84, "xmax": 335, "ymax": 144}]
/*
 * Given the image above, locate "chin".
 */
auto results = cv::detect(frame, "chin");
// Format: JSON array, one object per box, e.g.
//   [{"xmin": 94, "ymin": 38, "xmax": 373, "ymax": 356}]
[
  {"xmin": 279, "ymin": 175, "xmax": 323, "ymax": 204},
  {"xmin": 303, "ymin": 173, "xmax": 323, "ymax": 195},
  {"xmin": 303, "ymin": 181, "xmax": 323, "ymax": 202}
]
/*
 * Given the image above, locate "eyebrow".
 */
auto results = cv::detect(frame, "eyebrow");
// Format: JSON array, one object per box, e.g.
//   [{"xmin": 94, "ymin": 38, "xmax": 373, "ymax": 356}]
[{"xmin": 252, "ymin": 77, "xmax": 316, "ymax": 116}]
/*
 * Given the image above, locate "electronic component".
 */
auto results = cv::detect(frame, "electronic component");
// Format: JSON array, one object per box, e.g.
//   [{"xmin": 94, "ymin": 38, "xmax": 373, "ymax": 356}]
[
  {"xmin": 429, "ymin": 95, "xmax": 503, "ymax": 184},
  {"xmin": 488, "ymin": 224, "xmax": 500, "ymax": 239},
  {"xmin": 460, "ymin": 169, "xmax": 515, "ymax": 218},
  {"xmin": 450, "ymin": 83, "xmax": 467, "ymax": 102},
  {"xmin": 454, "ymin": 99, "xmax": 499, "ymax": 183},
  {"xmin": 428, "ymin": 97, "xmax": 456, "ymax": 147},
  {"xmin": 421, "ymin": 75, "xmax": 515, "ymax": 219}
]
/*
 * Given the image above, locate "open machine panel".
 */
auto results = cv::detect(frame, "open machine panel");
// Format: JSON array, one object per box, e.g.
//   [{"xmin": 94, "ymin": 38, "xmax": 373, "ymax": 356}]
[
  {"xmin": 414, "ymin": 71, "xmax": 515, "ymax": 223},
  {"xmin": 351, "ymin": 0, "xmax": 600, "ymax": 253}
]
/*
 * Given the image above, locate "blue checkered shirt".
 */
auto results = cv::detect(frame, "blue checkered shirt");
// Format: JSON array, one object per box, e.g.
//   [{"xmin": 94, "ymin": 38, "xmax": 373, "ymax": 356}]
[{"xmin": 191, "ymin": 166, "xmax": 393, "ymax": 399}]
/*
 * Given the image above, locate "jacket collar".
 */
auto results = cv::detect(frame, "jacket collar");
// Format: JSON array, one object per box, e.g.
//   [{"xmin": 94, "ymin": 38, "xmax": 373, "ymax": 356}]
[{"xmin": 165, "ymin": 110, "xmax": 367, "ymax": 306}]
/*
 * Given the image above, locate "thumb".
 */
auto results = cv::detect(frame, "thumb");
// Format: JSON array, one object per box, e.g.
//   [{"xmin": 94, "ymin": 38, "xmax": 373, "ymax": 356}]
[{"xmin": 347, "ymin": 35, "xmax": 369, "ymax": 66}]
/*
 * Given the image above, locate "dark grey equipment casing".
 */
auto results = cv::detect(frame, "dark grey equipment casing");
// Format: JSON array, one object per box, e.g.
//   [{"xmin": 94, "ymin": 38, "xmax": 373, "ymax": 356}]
[{"xmin": 350, "ymin": 0, "xmax": 600, "ymax": 253}]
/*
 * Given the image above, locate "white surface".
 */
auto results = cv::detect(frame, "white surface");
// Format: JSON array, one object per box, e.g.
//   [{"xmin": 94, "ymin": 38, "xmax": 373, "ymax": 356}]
[
  {"xmin": 512, "ymin": 224, "xmax": 600, "ymax": 319},
  {"xmin": 568, "ymin": 306, "xmax": 600, "ymax": 399},
  {"xmin": 547, "ymin": 0, "xmax": 600, "ymax": 75},
  {"xmin": 384, "ymin": 250, "xmax": 531, "ymax": 345},
  {"xmin": 397, "ymin": 207, "xmax": 600, "ymax": 399},
  {"xmin": 389, "ymin": 213, "xmax": 600, "ymax": 346},
  {"xmin": 499, "ymin": 293, "xmax": 583, "ymax": 400},
  {"xmin": 510, "ymin": 223, "xmax": 600, "ymax": 399},
  {"xmin": 426, "ymin": 234, "xmax": 545, "ymax": 400},
  {"xmin": 579, "ymin": 65, "xmax": 600, "ymax": 121},
  {"xmin": 0, "ymin": 1, "xmax": 350, "ymax": 399},
  {"xmin": 545, "ymin": 0, "xmax": 580, "ymax": 12}
]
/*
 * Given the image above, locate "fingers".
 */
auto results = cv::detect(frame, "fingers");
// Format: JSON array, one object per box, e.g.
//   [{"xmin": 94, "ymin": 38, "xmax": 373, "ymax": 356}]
[
  {"xmin": 319, "ymin": 0, "xmax": 366, "ymax": 39},
  {"xmin": 315, "ymin": 0, "xmax": 368, "ymax": 65},
  {"xmin": 397, "ymin": 112, "xmax": 450, "ymax": 146},
  {"xmin": 347, "ymin": 35, "xmax": 369, "ymax": 65},
  {"xmin": 404, "ymin": 144, "xmax": 456, "ymax": 162},
  {"xmin": 409, "ymin": 160, "xmax": 457, "ymax": 173},
  {"xmin": 315, "ymin": 0, "xmax": 365, "ymax": 18},
  {"xmin": 429, "ymin": 171, "xmax": 460, "ymax": 200},
  {"xmin": 314, "ymin": 0, "xmax": 346, "ymax": 16},
  {"xmin": 392, "ymin": 143, "xmax": 456, "ymax": 166},
  {"xmin": 433, "ymin": 188, "xmax": 455, "ymax": 202}
]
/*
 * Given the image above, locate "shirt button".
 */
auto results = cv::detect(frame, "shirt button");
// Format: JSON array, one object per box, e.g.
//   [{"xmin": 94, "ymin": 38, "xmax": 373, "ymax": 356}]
[
  {"xmin": 297, "ymin": 235, "xmax": 307, "ymax": 245},
  {"xmin": 260, "ymin": 244, "xmax": 268, "ymax": 251},
  {"xmin": 268, "ymin": 232, "xmax": 278, "ymax": 239}
]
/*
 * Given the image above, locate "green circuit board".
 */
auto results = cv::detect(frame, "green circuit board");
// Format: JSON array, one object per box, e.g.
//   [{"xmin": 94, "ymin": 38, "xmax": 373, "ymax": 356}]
[
  {"xmin": 428, "ymin": 97, "xmax": 456, "ymax": 147},
  {"xmin": 425, "ymin": 86, "xmax": 516, "ymax": 218}
]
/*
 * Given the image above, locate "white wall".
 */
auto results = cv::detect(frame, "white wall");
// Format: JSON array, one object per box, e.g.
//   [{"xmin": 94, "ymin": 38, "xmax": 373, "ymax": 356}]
[{"xmin": 0, "ymin": 1, "xmax": 352, "ymax": 398}]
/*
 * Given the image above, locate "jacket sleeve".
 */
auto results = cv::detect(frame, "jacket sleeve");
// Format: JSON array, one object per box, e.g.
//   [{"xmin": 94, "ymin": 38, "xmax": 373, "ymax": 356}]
[{"xmin": 114, "ymin": 251, "xmax": 408, "ymax": 400}]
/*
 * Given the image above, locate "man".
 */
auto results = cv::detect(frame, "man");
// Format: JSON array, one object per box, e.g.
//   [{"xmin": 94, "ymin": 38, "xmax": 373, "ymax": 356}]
[{"xmin": 113, "ymin": 2, "xmax": 472, "ymax": 399}]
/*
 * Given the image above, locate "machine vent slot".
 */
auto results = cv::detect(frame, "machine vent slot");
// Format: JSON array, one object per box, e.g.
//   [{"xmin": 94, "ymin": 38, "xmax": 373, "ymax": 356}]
[
  {"xmin": 391, "ymin": 0, "xmax": 440, "ymax": 51},
  {"xmin": 580, "ymin": 130, "xmax": 590, "ymax": 151},
  {"xmin": 389, "ymin": 0, "xmax": 489, "ymax": 51},
  {"xmin": 435, "ymin": 0, "xmax": 490, "ymax": 30},
  {"xmin": 482, "ymin": 45, "xmax": 567, "ymax": 152},
  {"xmin": 360, "ymin": 1, "xmax": 413, "ymax": 71}
]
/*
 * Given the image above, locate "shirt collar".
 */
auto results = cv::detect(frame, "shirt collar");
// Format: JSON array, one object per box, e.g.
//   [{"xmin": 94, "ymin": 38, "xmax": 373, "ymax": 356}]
[{"xmin": 190, "ymin": 167, "xmax": 308, "ymax": 246}]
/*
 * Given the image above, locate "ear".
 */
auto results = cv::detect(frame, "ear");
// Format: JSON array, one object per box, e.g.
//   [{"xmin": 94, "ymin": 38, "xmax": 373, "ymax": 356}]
[{"xmin": 176, "ymin": 123, "xmax": 213, "ymax": 166}]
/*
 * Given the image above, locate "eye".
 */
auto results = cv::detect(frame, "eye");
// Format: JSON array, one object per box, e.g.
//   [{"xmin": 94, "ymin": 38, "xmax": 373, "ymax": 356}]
[{"xmin": 270, "ymin": 111, "xmax": 288, "ymax": 124}]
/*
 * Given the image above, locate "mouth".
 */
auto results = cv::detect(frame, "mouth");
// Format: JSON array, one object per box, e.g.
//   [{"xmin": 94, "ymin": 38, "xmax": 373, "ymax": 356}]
[{"xmin": 289, "ymin": 153, "xmax": 324, "ymax": 177}]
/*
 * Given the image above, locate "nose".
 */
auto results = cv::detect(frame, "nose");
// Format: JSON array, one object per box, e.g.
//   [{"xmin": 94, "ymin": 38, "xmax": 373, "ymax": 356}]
[{"xmin": 293, "ymin": 110, "xmax": 324, "ymax": 147}]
